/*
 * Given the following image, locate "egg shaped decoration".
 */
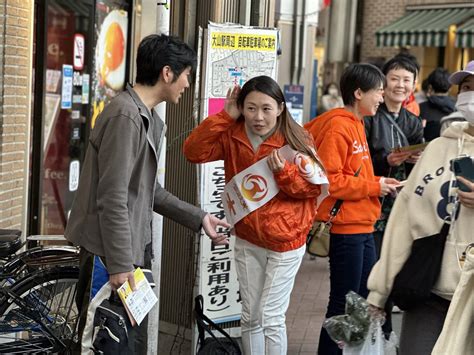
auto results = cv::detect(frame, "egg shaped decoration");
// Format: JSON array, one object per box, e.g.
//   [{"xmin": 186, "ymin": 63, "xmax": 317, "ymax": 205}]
[{"xmin": 97, "ymin": 9, "xmax": 128, "ymax": 91}]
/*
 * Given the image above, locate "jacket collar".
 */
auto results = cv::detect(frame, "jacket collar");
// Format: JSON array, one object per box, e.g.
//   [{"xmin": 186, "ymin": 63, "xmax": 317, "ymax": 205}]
[
  {"xmin": 231, "ymin": 119, "xmax": 285, "ymax": 150},
  {"xmin": 126, "ymin": 83, "xmax": 153, "ymax": 121}
]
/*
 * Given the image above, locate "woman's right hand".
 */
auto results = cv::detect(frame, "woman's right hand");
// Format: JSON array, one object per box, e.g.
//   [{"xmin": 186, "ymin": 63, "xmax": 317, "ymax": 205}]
[
  {"xmin": 387, "ymin": 150, "xmax": 412, "ymax": 167},
  {"xmin": 224, "ymin": 85, "xmax": 241, "ymax": 120},
  {"xmin": 368, "ymin": 304, "xmax": 386, "ymax": 321},
  {"xmin": 379, "ymin": 177, "xmax": 399, "ymax": 197}
]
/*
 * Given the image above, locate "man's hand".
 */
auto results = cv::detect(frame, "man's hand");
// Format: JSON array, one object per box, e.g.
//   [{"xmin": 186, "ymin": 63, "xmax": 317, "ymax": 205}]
[
  {"xmin": 202, "ymin": 214, "xmax": 231, "ymax": 245},
  {"xmin": 224, "ymin": 86, "xmax": 241, "ymax": 120},
  {"xmin": 379, "ymin": 177, "xmax": 399, "ymax": 197},
  {"xmin": 457, "ymin": 176, "xmax": 474, "ymax": 209},
  {"xmin": 387, "ymin": 151, "xmax": 412, "ymax": 167},
  {"xmin": 109, "ymin": 270, "xmax": 136, "ymax": 291}
]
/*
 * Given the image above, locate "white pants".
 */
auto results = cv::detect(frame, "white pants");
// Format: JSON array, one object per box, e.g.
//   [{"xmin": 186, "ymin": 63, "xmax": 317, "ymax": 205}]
[{"xmin": 234, "ymin": 237, "xmax": 305, "ymax": 355}]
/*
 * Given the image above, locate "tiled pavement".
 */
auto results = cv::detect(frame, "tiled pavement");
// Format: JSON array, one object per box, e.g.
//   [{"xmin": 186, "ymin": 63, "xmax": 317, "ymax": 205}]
[
  {"xmin": 158, "ymin": 253, "xmax": 331, "ymax": 354},
  {"xmin": 159, "ymin": 252, "xmax": 401, "ymax": 354},
  {"xmin": 286, "ymin": 254, "xmax": 402, "ymax": 355},
  {"xmin": 286, "ymin": 254, "xmax": 330, "ymax": 354}
]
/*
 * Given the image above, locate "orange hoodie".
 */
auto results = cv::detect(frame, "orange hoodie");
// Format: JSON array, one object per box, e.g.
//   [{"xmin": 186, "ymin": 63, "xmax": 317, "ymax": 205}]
[{"xmin": 304, "ymin": 108, "xmax": 381, "ymax": 234}]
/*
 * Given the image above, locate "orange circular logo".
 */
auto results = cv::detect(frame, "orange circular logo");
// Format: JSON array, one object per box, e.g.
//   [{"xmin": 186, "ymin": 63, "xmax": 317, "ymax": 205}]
[
  {"xmin": 294, "ymin": 153, "xmax": 315, "ymax": 179},
  {"xmin": 241, "ymin": 174, "xmax": 268, "ymax": 202}
]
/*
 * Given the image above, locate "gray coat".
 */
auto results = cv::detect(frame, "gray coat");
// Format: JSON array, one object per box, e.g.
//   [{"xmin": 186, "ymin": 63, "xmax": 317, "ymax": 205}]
[{"xmin": 65, "ymin": 85, "xmax": 205, "ymax": 274}]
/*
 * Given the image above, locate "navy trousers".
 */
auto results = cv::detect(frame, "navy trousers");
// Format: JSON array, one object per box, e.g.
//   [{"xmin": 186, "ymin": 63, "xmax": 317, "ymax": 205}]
[{"xmin": 317, "ymin": 233, "xmax": 376, "ymax": 355}]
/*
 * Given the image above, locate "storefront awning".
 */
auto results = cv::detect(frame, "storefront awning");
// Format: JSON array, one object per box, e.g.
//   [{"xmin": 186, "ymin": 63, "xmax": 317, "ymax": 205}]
[
  {"xmin": 376, "ymin": 8, "xmax": 474, "ymax": 47},
  {"xmin": 456, "ymin": 16, "xmax": 474, "ymax": 48}
]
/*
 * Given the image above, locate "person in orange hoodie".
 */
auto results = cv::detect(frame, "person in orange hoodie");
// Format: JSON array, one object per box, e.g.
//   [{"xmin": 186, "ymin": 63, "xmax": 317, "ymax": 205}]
[
  {"xmin": 184, "ymin": 75, "xmax": 327, "ymax": 354},
  {"xmin": 305, "ymin": 63, "xmax": 399, "ymax": 355}
]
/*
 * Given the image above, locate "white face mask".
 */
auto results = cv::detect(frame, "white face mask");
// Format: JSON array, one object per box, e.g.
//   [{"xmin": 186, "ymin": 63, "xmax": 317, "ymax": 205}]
[
  {"xmin": 456, "ymin": 91, "xmax": 474, "ymax": 124},
  {"xmin": 328, "ymin": 88, "xmax": 339, "ymax": 97}
]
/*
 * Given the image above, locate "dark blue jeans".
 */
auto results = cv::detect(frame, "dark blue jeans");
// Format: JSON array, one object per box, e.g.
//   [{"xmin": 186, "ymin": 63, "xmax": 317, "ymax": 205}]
[{"xmin": 317, "ymin": 233, "xmax": 376, "ymax": 355}]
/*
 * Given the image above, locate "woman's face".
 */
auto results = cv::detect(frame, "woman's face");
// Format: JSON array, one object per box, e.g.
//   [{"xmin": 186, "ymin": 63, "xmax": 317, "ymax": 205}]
[
  {"xmin": 358, "ymin": 84, "xmax": 384, "ymax": 116},
  {"xmin": 460, "ymin": 75, "xmax": 474, "ymax": 93},
  {"xmin": 242, "ymin": 91, "xmax": 283, "ymax": 137},
  {"xmin": 328, "ymin": 85, "xmax": 339, "ymax": 96},
  {"xmin": 384, "ymin": 68, "xmax": 415, "ymax": 105}
]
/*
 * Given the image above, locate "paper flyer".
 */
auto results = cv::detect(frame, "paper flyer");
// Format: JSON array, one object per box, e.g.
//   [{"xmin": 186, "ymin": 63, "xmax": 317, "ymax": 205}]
[{"xmin": 116, "ymin": 267, "xmax": 157, "ymax": 326}]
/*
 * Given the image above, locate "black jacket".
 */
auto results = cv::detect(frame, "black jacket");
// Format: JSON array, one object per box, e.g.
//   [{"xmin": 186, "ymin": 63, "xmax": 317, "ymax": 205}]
[
  {"xmin": 364, "ymin": 104, "xmax": 424, "ymax": 178},
  {"xmin": 419, "ymin": 95, "xmax": 456, "ymax": 142}
]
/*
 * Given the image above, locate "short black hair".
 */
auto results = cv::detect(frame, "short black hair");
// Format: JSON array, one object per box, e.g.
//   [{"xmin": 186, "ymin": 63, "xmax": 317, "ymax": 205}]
[
  {"xmin": 394, "ymin": 52, "xmax": 420, "ymax": 73},
  {"xmin": 135, "ymin": 34, "xmax": 197, "ymax": 86},
  {"xmin": 339, "ymin": 63, "xmax": 385, "ymax": 106},
  {"xmin": 421, "ymin": 78, "xmax": 429, "ymax": 92},
  {"xmin": 427, "ymin": 67, "xmax": 451, "ymax": 93},
  {"xmin": 382, "ymin": 55, "xmax": 418, "ymax": 82}
]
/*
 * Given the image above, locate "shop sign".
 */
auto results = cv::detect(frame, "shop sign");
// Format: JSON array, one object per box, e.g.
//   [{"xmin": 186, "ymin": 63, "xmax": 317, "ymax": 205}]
[
  {"xmin": 61, "ymin": 64, "xmax": 73, "ymax": 109},
  {"xmin": 73, "ymin": 33, "xmax": 85, "ymax": 70},
  {"xmin": 284, "ymin": 84, "xmax": 304, "ymax": 109},
  {"xmin": 69, "ymin": 160, "xmax": 80, "ymax": 192},
  {"xmin": 82, "ymin": 74, "xmax": 90, "ymax": 104}
]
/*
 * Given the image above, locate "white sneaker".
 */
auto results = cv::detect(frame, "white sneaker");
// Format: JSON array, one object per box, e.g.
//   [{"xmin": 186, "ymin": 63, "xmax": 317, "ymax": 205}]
[{"xmin": 392, "ymin": 305, "xmax": 402, "ymax": 313}]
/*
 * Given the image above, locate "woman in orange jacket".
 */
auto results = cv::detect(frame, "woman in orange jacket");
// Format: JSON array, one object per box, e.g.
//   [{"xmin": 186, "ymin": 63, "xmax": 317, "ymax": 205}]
[
  {"xmin": 184, "ymin": 76, "xmax": 327, "ymax": 354},
  {"xmin": 304, "ymin": 64, "xmax": 400, "ymax": 355}
]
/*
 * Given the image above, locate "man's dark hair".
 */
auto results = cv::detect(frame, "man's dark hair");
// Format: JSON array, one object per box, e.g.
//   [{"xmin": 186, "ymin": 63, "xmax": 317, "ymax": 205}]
[
  {"xmin": 135, "ymin": 34, "xmax": 197, "ymax": 86},
  {"xmin": 427, "ymin": 67, "xmax": 451, "ymax": 93},
  {"xmin": 339, "ymin": 63, "xmax": 385, "ymax": 106},
  {"xmin": 421, "ymin": 78, "xmax": 429, "ymax": 92},
  {"xmin": 382, "ymin": 55, "xmax": 418, "ymax": 82}
]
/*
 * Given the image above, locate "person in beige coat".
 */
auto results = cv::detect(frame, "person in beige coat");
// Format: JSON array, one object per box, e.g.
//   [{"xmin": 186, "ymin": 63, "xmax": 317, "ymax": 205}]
[{"xmin": 367, "ymin": 61, "xmax": 474, "ymax": 355}]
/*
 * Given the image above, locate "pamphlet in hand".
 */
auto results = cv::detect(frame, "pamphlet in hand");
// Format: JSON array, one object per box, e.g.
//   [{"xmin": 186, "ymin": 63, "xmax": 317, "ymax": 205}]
[
  {"xmin": 391, "ymin": 142, "xmax": 429, "ymax": 153},
  {"xmin": 116, "ymin": 267, "xmax": 158, "ymax": 326}
]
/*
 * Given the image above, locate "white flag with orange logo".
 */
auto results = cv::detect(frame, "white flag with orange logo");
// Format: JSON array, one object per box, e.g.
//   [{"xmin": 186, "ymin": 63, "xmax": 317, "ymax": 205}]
[{"xmin": 222, "ymin": 145, "xmax": 329, "ymax": 226}]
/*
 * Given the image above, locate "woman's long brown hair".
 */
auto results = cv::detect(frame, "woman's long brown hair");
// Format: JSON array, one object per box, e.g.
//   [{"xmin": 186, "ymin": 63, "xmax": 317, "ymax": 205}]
[{"xmin": 237, "ymin": 76, "xmax": 325, "ymax": 170}]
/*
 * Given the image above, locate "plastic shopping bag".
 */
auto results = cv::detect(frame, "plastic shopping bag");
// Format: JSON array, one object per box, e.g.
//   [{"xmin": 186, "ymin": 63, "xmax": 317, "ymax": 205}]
[
  {"xmin": 343, "ymin": 320, "xmax": 398, "ymax": 355},
  {"xmin": 323, "ymin": 291, "xmax": 371, "ymax": 346}
]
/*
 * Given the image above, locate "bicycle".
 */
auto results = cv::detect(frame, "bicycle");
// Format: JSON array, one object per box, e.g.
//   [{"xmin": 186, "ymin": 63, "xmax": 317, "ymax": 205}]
[
  {"xmin": 0, "ymin": 230, "xmax": 79, "ymax": 283},
  {"xmin": 0, "ymin": 230, "xmax": 80, "ymax": 353}
]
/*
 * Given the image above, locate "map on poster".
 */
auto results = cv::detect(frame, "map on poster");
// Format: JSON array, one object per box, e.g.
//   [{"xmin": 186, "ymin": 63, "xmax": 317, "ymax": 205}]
[{"xmin": 199, "ymin": 23, "xmax": 278, "ymax": 323}]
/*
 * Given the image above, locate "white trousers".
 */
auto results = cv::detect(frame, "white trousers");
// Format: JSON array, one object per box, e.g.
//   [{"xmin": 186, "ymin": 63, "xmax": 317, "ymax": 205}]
[{"xmin": 234, "ymin": 237, "xmax": 305, "ymax": 355}]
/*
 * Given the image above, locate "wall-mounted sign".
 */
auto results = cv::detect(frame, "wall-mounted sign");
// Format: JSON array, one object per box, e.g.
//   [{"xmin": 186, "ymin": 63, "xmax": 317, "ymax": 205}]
[
  {"xmin": 73, "ymin": 33, "xmax": 85, "ymax": 70},
  {"xmin": 61, "ymin": 64, "xmax": 73, "ymax": 109},
  {"xmin": 82, "ymin": 74, "xmax": 90, "ymax": 104},
  {"xmin": 69, "ymin": 160, "xmax": 80, "ymax": 192}
]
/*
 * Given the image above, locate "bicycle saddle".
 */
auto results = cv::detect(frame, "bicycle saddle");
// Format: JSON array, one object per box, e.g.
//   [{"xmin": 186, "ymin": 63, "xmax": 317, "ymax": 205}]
[{"xmin": 0, "ymin": 229, "xmax": 22, "ymax": 257}]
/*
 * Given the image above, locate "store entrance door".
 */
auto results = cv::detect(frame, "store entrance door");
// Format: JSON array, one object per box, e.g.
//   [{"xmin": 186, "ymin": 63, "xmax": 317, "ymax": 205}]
[{"xmin": 29, "ymin": 0, "xmax": 131, "ymax": 236}]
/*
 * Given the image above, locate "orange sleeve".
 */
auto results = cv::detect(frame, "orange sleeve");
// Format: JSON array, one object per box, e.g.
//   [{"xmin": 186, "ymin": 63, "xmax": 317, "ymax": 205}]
[
  {"xmin": 183, "ymin": 110, "xmax": 235, "ymax": 163},
  {"xmin": 274, "ymin": 162, "xmax": 322, "ymax": 199},
  {"xmin": 317, "ymin": 130, "xmax": 380, "ymax": 200}
]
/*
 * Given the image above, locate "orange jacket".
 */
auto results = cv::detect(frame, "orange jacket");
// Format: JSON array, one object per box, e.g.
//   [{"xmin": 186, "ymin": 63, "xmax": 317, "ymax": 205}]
[
  {"xmin": 403, "ymin": 93, "xmax": 420, "ymax": 116},
  {"xmin": 184, "ymin": 110, "xmax": 322, "ymax": 252},
  {"xmin": 304, "ymin": 108, "xmax": 381, "ymax": 234}
]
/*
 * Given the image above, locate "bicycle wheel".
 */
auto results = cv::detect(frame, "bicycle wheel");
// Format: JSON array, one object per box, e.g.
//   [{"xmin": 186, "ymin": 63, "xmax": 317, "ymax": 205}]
[
  {"xmin": 1, "ymin": 245, "xmax": 79, "ymax": 282},
  {"xmin": 0, "ymin": 266, "xmax": 79, "ymax": 354}
]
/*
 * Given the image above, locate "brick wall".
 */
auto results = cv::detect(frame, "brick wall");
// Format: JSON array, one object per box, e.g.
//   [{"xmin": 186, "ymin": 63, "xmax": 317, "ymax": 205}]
[
  {"xmin": 360, "ymin": 0, "xmax": 471, "ymax": 62},
  {"xmin": 0, "ymin": 0, "xmax": 32, "ymax": 229},
  {"xmin": 359, "ymin": 0, "xmax": 405, "ymax": 62}
]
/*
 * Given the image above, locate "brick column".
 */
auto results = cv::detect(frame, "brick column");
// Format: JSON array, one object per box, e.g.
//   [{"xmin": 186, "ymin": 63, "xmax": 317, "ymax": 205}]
[{"xmin": 0, "ymin": 0, "xmax": 33, "ymax": 229}]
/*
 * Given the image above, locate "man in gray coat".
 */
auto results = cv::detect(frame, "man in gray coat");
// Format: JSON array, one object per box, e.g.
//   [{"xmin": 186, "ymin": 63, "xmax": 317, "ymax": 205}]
[{"xmin": 66, "ymin": 34, "xmax": 229, "ymax": 353}]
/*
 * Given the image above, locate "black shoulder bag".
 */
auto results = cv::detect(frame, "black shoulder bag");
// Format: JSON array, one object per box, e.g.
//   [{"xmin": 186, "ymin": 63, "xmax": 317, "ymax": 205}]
[
  {"xmin": 194, "ymin": 295, "xmax": 242, "ymax": 355},
  {"xmin": 390, "ymin": 221, "xmax": 450, "ymax": 311}
]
